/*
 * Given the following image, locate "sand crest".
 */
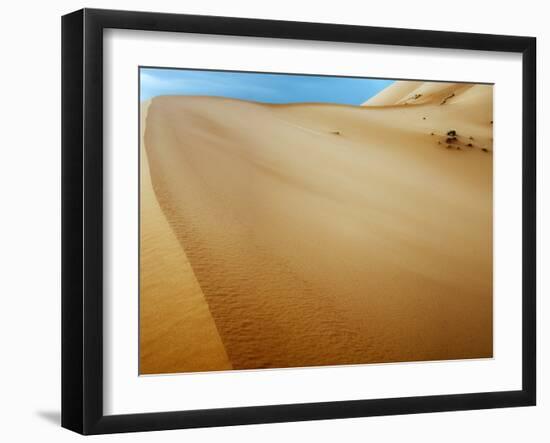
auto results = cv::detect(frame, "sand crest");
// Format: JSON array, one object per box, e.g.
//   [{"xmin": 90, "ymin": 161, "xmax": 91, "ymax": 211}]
[
  {"xmin": 140, "ymin": 81, "xmax": 493, "ymax": 373},
  {"xmin": 139, "ymin": 101, "xmax": 232, "ymax": 374}
]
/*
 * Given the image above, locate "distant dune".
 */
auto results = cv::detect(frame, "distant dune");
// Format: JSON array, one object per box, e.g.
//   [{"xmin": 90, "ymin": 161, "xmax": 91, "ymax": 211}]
[{"xmin": 140, "ymin": 81, "xmax": 493, "ymax": 373}]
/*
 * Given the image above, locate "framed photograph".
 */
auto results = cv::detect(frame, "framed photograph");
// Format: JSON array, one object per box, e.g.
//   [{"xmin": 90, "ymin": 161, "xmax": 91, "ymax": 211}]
[{"xmin": 61, "ymin": 8, "xmax": 536, "ymax": 435}]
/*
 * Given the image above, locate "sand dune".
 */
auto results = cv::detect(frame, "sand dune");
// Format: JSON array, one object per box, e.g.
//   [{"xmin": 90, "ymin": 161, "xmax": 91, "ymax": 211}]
[
  {"xmin": 140, "ymin": 101, "xmax": 231, "ymax": 374},
  {"xmin": 363, "ymin": 80, "xmax": 486, "ymax": 107},
  {"xmin": 362, "ymin": 80, "xmax": 424, "ymax": 106},
  {"xmin": 141, "ymin": 81, "xmax": 493, "ymax": 373}
]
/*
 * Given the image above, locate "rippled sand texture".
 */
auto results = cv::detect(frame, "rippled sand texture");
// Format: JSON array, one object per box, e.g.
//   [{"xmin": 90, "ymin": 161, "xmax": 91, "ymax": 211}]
[
  {"xmin": 140, "ymin": 101, "xmax": 232, "ymax": 374},
  {"xmin": 141, "ymin": 81, "xmax": 493, "ymax": 373}
]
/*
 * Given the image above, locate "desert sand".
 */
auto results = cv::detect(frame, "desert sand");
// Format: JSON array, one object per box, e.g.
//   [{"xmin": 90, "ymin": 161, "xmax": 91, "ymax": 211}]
[
  {"xmin": 140, "ymin": 100, "xmax": 232, "ymax": 374},
  {"xmin": 140, "ymin": 80, "xmax": 493, "ymax": 374}
]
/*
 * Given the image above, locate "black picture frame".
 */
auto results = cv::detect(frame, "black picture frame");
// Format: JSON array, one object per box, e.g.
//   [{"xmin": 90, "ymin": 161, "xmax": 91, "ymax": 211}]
[{"xmin": 61, "ymin": 8, "xmax": 537, "ymax": 435}]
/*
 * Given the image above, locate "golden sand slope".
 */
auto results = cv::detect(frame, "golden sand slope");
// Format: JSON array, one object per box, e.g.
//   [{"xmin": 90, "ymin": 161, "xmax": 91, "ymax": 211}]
[
  {"xmin": 363, "ymin": 80, "xmax": 490, "ymax": 109},
  {"xmin": 142, "ymin": 81, "xmax": 493, "ymax": 372},
  {"xmin": 362, "ymin": 80, "xmax": 424, "ymax": 106},
  {"xmin": 139, "ymin": 101, "xmax": 231, "ymax": 374}
]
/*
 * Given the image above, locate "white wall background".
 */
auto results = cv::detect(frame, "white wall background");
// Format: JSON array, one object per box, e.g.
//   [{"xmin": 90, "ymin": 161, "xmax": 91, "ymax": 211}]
[{"xmin": 0, "ymin": 0, "xmax": 546, "ymax": 441}]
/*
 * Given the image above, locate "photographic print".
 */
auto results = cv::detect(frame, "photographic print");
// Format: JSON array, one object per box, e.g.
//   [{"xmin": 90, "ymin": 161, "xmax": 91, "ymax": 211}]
[{"xmin": 139, "ymin": 67, "xmax": 493, "ymax": 375}]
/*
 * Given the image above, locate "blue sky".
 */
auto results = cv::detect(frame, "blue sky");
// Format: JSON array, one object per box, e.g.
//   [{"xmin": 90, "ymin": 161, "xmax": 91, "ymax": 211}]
[{"xmin": 140, "ymin": 68, "xmax": 394, "ymax": 105}]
